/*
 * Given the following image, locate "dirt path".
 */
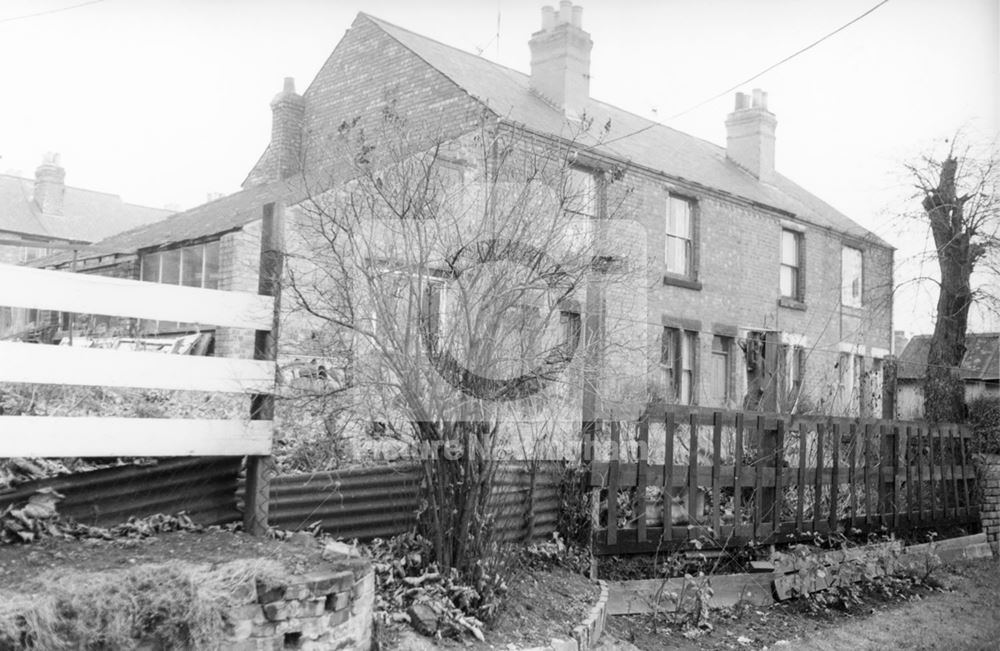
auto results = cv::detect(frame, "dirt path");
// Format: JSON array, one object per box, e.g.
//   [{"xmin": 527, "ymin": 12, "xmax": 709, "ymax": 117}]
[{"xmin": 602, "ymin": 558, "xmax": 1000, "ymax": 651}]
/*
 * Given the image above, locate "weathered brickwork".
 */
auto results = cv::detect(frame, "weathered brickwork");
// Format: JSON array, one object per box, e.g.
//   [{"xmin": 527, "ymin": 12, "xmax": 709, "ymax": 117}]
[
  {"xmin": 213, "ymin": 560, "xmax": 373, "ymax": 651},
  {"xmin": 597, "ymin": 165, "xmax": 893, "ymax": 413},
  {"xmin": 976, "ymin": 454, "xmax": 1000, "ymax": 556}
]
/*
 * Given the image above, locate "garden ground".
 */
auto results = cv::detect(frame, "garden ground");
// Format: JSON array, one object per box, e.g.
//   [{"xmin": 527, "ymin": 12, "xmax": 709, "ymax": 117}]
[{"xmin": 600, "ymin": 557, "xmax": 1000, "ymax": 651}]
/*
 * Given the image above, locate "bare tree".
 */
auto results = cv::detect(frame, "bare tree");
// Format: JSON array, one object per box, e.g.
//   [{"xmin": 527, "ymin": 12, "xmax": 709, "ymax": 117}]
[
  {"xmin": 281, "ymin": 106, "xmax": 645, "ymax": 588},
  {"xmin": 908, "ymin": 139, "xmax": 1000, "ymax": 422}
]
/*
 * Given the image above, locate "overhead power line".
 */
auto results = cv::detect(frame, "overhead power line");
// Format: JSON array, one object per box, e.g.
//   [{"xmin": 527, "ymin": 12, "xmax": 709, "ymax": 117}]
[
  {"xmin": 668, "ymin": 0, "xmax": 891, "ymax": 120},
  {"xmin": 0, "ymin": 0, "xmax": 105, "ymax": 26}
]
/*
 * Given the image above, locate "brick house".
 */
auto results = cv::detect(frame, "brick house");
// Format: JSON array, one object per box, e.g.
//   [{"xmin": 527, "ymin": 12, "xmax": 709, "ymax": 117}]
[
  {"xmin": 0, "ymin": 153, "xmax": 171, "ymax": 338},
  {"xmin": 36, "ymin": 4, "xmax": 893, "ymax": 417}
]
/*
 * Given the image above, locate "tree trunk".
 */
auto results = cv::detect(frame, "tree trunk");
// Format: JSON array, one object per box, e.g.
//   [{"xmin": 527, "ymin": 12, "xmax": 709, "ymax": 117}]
[{"xmin": 923, "ymin": 156, "xmax": 973, "ymax": 423}]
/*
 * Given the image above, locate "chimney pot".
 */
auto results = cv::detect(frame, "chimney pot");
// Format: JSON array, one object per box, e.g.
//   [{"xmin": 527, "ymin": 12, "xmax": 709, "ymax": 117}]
[
  {"xmin": 725, "ymin": 90, "xmax": 777, "ymax": 181},
  {"xmin": 270, "ymin": 77, "xmax": 305, "ymax": 180},
  {"xmin": 558, "ymin": 0, "xmax": 572, "ymax": 24},
  {"xmin": 541, "ymin": 5, "xmax": 555, "ymax": 30},
  {"xmin": 529, "ymin": 1, "xmax": 593, "ymax": 119},
  {"xmin": 33, "ymin": 152, "xmax": 66, "ymax": 215}
]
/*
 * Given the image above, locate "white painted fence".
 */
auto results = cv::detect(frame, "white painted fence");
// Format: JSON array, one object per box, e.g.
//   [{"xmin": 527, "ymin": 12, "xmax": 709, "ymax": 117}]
[{"xmin": 0, "ymin": 261, "xmax": 275, "ymax": 457}]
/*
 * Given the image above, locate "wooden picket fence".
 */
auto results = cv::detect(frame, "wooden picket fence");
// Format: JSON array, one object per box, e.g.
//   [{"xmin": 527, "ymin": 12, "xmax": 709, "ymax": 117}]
[
  {"xmin": 586, "ymin": 405, "xmax": 978, "ymax": 555},
  {"xmin": 0, "ymin": 203, "xmax": 285, "ymax": 534}
]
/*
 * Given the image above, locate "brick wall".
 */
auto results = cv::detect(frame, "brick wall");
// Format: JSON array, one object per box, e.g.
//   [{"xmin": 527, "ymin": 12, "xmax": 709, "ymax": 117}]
[
  {"xmin": 217, "ymin": 557, "xmax": 373, "ymax": 651},
  {"xmin": 976, "ymin": 454, "xmax": 1000, "ymax": 557},
  {"xmin": 600, "ymin": 164, "xmax": 893, "ymax": 414}
]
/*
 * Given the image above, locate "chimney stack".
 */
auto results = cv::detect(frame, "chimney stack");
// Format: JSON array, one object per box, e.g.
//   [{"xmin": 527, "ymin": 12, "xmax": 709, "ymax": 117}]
[
  {"xmin": 270, "ymin": 77, "xmax": 305, "ymax": 180},
  {"xmin": 529, "ymin": 2, "xmax": 593, "ymax": 119},
  {"xmin": 33, "ymin": 152, "xmax": 65, "ymax": 215},
  {"xmin": 725, "ymin": 89, "xmax": 777, "ymax": 182}
]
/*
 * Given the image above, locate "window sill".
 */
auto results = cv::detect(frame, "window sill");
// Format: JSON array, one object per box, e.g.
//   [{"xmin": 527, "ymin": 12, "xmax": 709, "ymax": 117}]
[
  {"xmin": 778, "ymin": 297, "xmax": 807, "ymax": 311},
  {"xmin": 663, "ymin": 275, "xmax": 702, "ymax": 291}
]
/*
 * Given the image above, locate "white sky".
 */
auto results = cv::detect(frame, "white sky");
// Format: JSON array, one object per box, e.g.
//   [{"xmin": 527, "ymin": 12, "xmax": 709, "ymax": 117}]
[{"xmin": 1, "ymin": 0, "xmax": 997, "ymax": 337}]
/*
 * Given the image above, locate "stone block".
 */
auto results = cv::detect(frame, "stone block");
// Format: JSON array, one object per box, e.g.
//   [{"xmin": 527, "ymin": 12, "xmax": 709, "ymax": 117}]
[
  {"xmin": 328, "ymin": 591, "xmax": 351, "ymax": 612},
  {"xmin": 551, "ymin": 637, "xmax": 578, "ymax": 651},
  {"xmin": 263, "ymin": 600, "xmax": 301, "ymax": 622},
  {"xmin": 256, "ymin": 578, "xmax": 287, "ymax": 604}
]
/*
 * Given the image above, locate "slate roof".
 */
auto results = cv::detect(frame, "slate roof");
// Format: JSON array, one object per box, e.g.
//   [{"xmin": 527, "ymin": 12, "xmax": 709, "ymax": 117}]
[
  {"xmin": 897, "ymin": 333, "xmax": 1000, "ymax": 381},
  {"xmin": 0, "ymin": 173, "xmax": 171, "ymax": 243},
  {"xmin": 36, "ymin": 177, "xmax": 309, "ymax": 267},
  {"xmin": 363, "ymin": 14, "xmax": 891, "ymax": 248},
  {"xmin": 48, "ymin": 10, "xmax": 891, "ymax": 266}
]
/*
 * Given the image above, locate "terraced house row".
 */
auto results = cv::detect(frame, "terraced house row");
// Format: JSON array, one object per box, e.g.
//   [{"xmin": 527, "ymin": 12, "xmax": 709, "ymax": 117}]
[{"xmin": 29, "ymin": 2, "xmax": 893, "ymax": 418}]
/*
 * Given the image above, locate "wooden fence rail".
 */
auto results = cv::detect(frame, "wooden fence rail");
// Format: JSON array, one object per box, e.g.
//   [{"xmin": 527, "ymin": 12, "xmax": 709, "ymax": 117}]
[
  {"xmin": 0, "ymin": 202, "xmax": 283, "ymax": 534},
  {"xmin": 586, "ymin": 406, "xmax": 977, "ymax": 555}
]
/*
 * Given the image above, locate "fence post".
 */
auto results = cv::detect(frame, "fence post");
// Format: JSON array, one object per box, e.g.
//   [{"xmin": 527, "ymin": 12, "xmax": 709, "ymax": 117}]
[
  {"xmin": 882, "ymin": 357, "xmax": 897, "ymax": 420},
  {"xmin": 758, "ymin": 416, "xmax": 779, "ymax": 537},
  {"xmin": 245, "ymin": 201, "xmax": 283, "ymax": 536}
]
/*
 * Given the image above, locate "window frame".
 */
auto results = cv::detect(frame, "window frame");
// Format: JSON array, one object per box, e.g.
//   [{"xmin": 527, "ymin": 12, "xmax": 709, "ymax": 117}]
[
  {"xmin": 664, "ymin": 193, "xmax": 699, "ymax": 286},
  {"xmin": 841, "ymin": 245, "xmax": 864, "ymax": 307},
  {"xmin": 138, "ymin": 240, "xmax": 221, "ymax": 334},
  {"xmin": 661, "ymin": 326, "xmax": 698, "ymax": 405},
  {"xmin": 779, "ymin": 228, "xmax": 804, "ymax": 302}
]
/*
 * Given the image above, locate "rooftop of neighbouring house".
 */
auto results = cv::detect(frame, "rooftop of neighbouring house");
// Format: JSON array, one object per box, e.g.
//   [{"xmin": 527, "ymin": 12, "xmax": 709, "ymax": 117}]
[
  {"xmin": 39, "ymin": 6, "xmax": 892, "ymax": 266},
  {"xmin": 897, "ymin": 333, "xmax": 1000, "ymax": 382},
  {"xmin": 0, "ymin": 166, "xmax": 172, "ymax": 245}
]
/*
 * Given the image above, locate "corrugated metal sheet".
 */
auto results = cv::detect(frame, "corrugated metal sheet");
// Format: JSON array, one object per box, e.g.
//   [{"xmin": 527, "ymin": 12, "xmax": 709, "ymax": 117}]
[
  {"xmin": 266, "ymin": 463, "xmax": 564, "ymax": 543},
  {"xmin": 0, "ymin": 458, "xmax": 241, "ymax": 527},
  {"xmin": 0, "ymin": 459, "xmax": 562, "ymax": 544}
]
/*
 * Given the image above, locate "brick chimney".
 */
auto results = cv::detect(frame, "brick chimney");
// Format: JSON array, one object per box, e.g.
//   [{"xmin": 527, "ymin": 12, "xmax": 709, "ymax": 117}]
[
  {"xmin": 33, "ymin": 152, "xmax": 65, "ymax": 215},
  {"xmin": 725, "ymin": 89, "xmax": 777, "ymax": 182},
  {"xmin": 529, "ymin": 1, "xmax": 592, "ymax": 119},
  {"xmin": 270, "ymin": 77, "xmax": 305, "ymax": 180}
]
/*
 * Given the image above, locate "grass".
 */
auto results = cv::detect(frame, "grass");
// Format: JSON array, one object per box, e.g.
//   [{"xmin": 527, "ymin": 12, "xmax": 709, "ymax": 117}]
[{"xmin": 0, "ymin": 558, "xmax": 285, "ymax": 650}]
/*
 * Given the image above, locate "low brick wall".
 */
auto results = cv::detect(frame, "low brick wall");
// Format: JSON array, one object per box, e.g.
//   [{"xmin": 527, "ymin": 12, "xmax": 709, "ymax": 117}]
[
  {"xmin": 220, "ymin": 557, "xmax": 373, "ymax": 651},
  {"xmin": 976, "ymin": 454, "xmax": 1000, "ymax": 557}
]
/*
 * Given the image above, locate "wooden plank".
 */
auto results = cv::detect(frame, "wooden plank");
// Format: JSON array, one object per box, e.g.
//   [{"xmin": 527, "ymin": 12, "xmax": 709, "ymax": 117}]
[
  {"xmin": 606, "ymin": 573, "xmax": 776, "ymax": 615},
  {"xmin": 864, "ymin": 423, "xmax": 874, "ymax": 528},
  {"xmin": 662, "ymin": 412, "xmax": 674, "ymax": 542},
  {"xmin": 0, "ymin": 261, "xmax": 274, "ymax": 330},
  {"xmin": 935, "ymin": 426, "xmax": 946, "ymax": 520},
  {"xmin": 0, "ymin": 416, "xmax": 271, "ymax": 456},
  {"xmin": 904, "ymin": 426, "xmax": 914, "ymax": 526},
  {"xmin": 813, "ymin": 422, "xmax": 824, "ymax": 532},
  {"xmin": 916, "ymin": 425, "xmax": 926, "ymax": 523},
  {"xmin": 829, "ymin": 422, "xmax": 840, "ymax": 532},
  {"xmin": 849, "ymin": 423, "xmax": 858, "ymax": 527},
  {"xmin": 796, "ymin": 422, "xmax": 807, "ymax": 530},
  {"xmin": 688, "ymin": 413, "xmax": 699, "ymax": 530},
  {"xmin": 711, "ymin": 411, "xmax": 722, "ymax": 535},
  {"xmin": 754, "ymin": 416, "xmax": 764, "ymax": 538},
  {"xmin": 637, "ymin": 416, "xmax": 648, "ymax": 543},
  {"xmin": 949, "ymin": 427, "xmax": 961, "ymax": 521},
  {"xmin": 878, "ymin": 424, "xmax": 889, "ymax": 527},
  {"xmin": 958, "ymin": 426, "xmax": 973, "ymax": 520},
  {"xmin": 0, "ymin": 341, "xmax": 274, "ymax": 393},
  {"xmin": 607, "ymin": 421, "xmax": 620, "ymax": 546},
  {"xmin": 733, "ymin": 413, "xmax": 744, "ymax": 531},
  {"xmin": 773, "ymin": 419, "xmax": 785, "ymax": 529}
]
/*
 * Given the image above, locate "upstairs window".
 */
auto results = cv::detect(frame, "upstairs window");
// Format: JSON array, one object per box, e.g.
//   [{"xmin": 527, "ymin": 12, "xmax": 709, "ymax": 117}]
[
  {"xmin": 665, "ymin": 196, "xmax": 695, "ymax": 278},
  {"xmin": 564, "ymin": 168, "xmax": 597, "ymax": 219},
  {"xmin": 662, "ymin": 327, "xmax": 697, "ymax": 405},
  {"xmin": 780, "ymin": 229, "xmax": 803, "ymax": 300},
  {"xmin": 841, "ymin": 246, "xmax": 863, "ymax": 307}
]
